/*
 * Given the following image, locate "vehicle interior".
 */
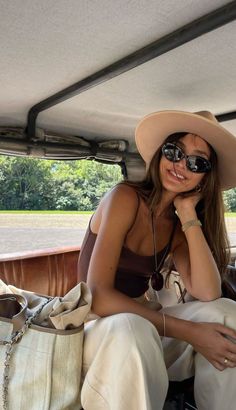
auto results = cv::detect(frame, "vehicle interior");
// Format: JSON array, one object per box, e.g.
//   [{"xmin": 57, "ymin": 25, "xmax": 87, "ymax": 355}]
[{"xmin": 1, "ymin": 1, "xmax": 236, "ymax": 409}]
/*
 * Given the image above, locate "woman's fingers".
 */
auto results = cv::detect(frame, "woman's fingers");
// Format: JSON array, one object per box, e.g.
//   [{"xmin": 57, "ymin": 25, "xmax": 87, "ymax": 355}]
[
  {"xmin": 212, "ymin": 360, "xmax": 225, "ymax": 371},
  {"xmin": 221, "ymin": 352, "xmax": 236, "ymax": 367},
  {"xmin": 223, "ymin": 339, "xmax": 236, "ymax": 360},
  {"xmin": 227, "ymin": 352, "xmax": 236, "ymax": 362},
  {"xmin": 211, "ymin": 355, "xmax": 236, "ymax": 371},
  {"xmin": 208, "ymin": 335, "xmax": 236, "ymax": 370},
  {"xmin": 226, "ymin": 359, "xmax": 236, "ymax": 368},
  {"xmin": 191, "ymin": 322, "xmax": 236, "ymax": 370},
  {"xmin": 215, "ymin": 323, "xmax": 236, "ymax": 341},
  {"xmin": 213, "ymin": 324, "xmax": 236, "ymax": 360}
]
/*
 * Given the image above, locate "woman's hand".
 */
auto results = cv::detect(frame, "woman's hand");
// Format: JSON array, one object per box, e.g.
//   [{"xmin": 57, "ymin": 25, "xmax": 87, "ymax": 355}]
[
  {"xmin": 173, "ymin": 192, "xmax": 202, "ymax": 225},
  {"xmin": 173, "ymin": 192, "xmax": 201, "ymax": 215},
  {"xmin": 188, "ymin": 322, "xmax": 236, "ymax": 371}
]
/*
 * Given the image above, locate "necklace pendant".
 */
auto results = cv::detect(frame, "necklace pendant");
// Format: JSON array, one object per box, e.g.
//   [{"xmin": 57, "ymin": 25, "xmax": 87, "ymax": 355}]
[{"xmin": 151, "ymin": 271, "xmax": 164, "ymax": 291}]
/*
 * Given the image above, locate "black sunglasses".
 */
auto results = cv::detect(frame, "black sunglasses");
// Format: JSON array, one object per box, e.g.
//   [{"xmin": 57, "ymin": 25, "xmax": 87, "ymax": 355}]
[{"xmin": 162, "ymin": 142, "xmax": 211, "ymax": 173}]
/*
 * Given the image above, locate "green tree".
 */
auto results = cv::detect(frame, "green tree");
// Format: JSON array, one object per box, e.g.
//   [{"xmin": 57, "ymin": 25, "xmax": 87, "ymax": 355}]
[
  {"xmin": 2, "ymin": 154, "xmax": 235, "ymax": 213},
  {"xmin": 223, "ymin": 188, "xmax": 236, "ymax": 212},
  {"xmin": 74, "ymin": 160, "xmax": 122, "ymax": 210},
  {"xmin": 0, "ymin": 157, "xmax": 53, "ymax": 210},
  {"xmin": 50, "ymin": 160, "xmax": 122, "ymax": 211},
  {"xmin": 0, "ymin": 156, "xmax": 122, "ymax": 210}
]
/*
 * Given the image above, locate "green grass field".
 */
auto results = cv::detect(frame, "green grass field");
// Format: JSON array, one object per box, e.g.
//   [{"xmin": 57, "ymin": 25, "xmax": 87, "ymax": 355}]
[
  {"xmin": 0, "ymin": 210, "xmax": 93, "ymax": 214},
  {"xmin": 0, "ymin": 210, "xmax": 235, "ymax": 216}
]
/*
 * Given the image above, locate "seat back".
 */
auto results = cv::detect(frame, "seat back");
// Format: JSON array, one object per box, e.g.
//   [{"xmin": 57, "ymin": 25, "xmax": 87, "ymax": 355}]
[{"xmin": 0, "ymin": 246, "xmax": 80, "ymax": 297}]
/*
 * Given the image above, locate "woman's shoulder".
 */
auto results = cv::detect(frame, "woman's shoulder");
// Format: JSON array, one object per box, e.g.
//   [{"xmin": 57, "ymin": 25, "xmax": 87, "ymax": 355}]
[
  {"xmin": 101, "ymin": 183, "xmax": 139, "ymax": 208},
  {"xmin": 92, "ymin": 183, "xmax": 140, "ymax": 233}
]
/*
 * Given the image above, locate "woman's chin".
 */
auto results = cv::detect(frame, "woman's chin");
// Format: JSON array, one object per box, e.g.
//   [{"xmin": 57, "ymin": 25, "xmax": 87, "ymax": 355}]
[{"xmin": 162, "ymin": 182, "xmax": 191, "ymax": 195}]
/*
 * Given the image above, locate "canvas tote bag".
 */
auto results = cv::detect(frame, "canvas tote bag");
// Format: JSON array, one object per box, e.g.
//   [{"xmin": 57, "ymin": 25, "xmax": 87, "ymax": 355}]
[{"xmin": 0, "ymin": 280, "xmax": 92, "ymax": 410}]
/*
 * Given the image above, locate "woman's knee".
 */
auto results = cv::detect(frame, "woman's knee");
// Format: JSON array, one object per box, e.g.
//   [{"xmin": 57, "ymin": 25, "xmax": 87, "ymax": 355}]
[
  {"xmin": 82, "ymin": 314, "xmax": 168, "ymax": 409},
  {"xmin": 199, "ymin": 298, "xmax": 236, "ymax": 327},
  {"xmin": 98, "ymin": 313, "xmax": 162, "ymax": 347},
  {"xmin": 84, "ymin": 313, "xmax": 163, "ymax": 365}
]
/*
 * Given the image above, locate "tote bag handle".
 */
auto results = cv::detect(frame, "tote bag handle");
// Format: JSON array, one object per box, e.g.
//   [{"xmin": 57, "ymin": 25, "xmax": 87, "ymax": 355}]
[{"xmin": 0, "ymin": 293, "xmax": 27, "ymax": 332}]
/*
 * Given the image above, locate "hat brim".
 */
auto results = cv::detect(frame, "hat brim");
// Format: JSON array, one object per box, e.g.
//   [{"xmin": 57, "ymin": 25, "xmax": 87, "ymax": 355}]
[{"xmin": 135, "ymin": 110, "xmax": 236, "ymax": 190}]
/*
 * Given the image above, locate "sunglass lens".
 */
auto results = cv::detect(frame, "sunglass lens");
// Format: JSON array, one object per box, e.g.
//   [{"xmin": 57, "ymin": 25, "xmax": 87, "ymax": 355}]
[
  {"xmin": 162, "ymin": 144, "xmax": 183, "ymax": 162},
  {"xmin": 187, "ymin": 156, "xmax": 200, "ymax": 172},
  {"xmin": 187, "ymin": 156, "xmax": 211, "ymax": 173}
]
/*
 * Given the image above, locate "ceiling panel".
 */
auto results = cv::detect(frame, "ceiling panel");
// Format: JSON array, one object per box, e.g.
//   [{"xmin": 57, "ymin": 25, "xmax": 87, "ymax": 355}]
[
  {"xmin": 37, "ymin": 21, "xmax": 236, "ymax": 150},
  {"xmin": 0, "ymin": 0, "xmax": 235, "ymax": 154}
]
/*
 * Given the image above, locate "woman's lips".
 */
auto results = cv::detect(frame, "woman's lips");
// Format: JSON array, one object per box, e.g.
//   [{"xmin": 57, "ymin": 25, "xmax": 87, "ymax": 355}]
[{"xmin": 167, "ymin": 169, "xmax": 186, "ymax": 182}]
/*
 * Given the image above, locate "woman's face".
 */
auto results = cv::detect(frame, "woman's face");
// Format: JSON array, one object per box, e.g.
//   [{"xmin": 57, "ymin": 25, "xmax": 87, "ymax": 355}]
[{"xmin": 159, "ymin": 133, "xmax": 211, "ymax": 194}]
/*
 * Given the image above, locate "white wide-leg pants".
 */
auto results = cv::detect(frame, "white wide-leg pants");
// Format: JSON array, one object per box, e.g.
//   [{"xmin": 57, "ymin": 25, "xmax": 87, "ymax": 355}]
[{"xmin": 81, "ymin": 298, "xmax": 236, "ymax": 410}]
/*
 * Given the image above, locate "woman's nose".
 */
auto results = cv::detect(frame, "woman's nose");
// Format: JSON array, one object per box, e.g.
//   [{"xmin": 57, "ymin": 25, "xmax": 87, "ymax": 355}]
[{"xmin": 174, "ymin": 157, "xmax": 187, "ymax": 170}]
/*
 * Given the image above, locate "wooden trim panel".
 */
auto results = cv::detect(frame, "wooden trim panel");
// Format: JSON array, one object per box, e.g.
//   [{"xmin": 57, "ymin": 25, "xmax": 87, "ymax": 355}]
[{"xmin": 0, "ymin": 246, "xmax": 80, "ymax": 297}]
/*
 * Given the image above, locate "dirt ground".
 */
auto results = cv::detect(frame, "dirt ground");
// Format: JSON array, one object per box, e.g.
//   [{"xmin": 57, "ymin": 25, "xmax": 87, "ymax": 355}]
[
  {"xmin": 0, "ymin": 214, "xmax": 235, "ymax": 255},
  {"xmin": 0, "ymin": 213, "xmax": 235, "ymax": 230},
  {"xmin": 0, "ymin": 214, "xmax": 92, "ymax": 255},
  {"xmin": 0, "ymin": 213, "xmax": 91, "ymax": 229}
]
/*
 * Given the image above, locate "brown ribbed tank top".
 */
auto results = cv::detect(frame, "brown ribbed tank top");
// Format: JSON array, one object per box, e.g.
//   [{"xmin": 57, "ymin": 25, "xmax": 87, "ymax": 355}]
[{"xmin": 78, "ymin": 199, "xmax": 177, "ymax": 298}]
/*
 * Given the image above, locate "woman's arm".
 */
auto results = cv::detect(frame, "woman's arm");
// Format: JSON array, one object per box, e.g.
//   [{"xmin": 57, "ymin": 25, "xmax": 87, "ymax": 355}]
[
  {"xmin": 172, "ymin": 193, "xmax": 221, "ymax": 301},
  {"xmin": 86, "ymin": 185, "xmax": 236, "ymax": 370}
]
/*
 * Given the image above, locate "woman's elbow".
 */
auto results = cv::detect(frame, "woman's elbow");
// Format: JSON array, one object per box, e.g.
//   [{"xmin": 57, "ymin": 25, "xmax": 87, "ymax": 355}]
[
  {"xmin": 88, "ymin": 284, "xmax": 112, "ymax": 316},
  {"xmin": 195, "ymin": 287, "xmax": 222, "ymax": 302}
]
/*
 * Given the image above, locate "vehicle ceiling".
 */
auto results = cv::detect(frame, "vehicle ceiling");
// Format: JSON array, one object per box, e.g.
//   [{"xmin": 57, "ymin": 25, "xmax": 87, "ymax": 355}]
[{"xmin": 0, "ymin": 0, "xmax": 236, "ymax": 179}]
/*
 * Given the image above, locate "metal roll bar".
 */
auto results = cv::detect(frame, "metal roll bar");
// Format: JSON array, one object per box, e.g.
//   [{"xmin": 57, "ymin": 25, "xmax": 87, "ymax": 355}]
[{"xmin": 27, "ymin": 1, "xmax": 236, "ymax": 140}]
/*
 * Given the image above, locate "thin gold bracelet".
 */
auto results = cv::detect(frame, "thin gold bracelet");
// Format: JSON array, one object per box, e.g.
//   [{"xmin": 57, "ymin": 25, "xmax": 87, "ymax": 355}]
[
  {"xmin": 181, "ymin": 219, "xmax": 202, "ymax": 232},
  {"xmin": 162, "ymin": 313, "xmax": 166, "ymax": 337}
]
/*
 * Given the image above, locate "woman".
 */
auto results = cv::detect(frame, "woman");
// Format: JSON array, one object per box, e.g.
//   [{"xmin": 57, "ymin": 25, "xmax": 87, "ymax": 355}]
[{"xmin": 78, "ymin": 110, "xmax": 236, "ymax": 410}]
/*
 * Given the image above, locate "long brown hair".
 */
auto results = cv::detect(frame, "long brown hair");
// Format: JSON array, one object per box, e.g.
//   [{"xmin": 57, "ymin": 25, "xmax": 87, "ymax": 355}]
[{"xmin": 122, "ymin": 132, "xmax": 230, "ymax": 276}]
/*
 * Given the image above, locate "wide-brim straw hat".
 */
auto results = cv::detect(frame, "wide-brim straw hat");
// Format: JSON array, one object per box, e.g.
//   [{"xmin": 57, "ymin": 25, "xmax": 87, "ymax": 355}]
[{"xmin": 135, "ymin": 110, "xmax": 236, "ymax": 190}]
